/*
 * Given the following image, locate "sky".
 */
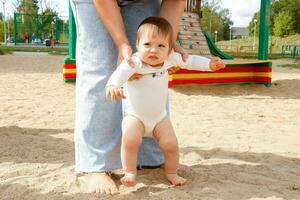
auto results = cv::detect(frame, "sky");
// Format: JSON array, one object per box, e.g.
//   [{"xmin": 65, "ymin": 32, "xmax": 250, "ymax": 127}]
[
  {"xmin": 3, "ymin": 0, "xmax": 261, "ymax": 27},
  {"xmin": 221, "ymin": 0, "xmax": 261, "ymax": 27}
]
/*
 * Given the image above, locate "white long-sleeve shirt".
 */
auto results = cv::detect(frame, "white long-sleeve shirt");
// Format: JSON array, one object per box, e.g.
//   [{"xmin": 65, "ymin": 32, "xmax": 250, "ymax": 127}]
[
  {"xmin": 107, "ymin": 51, "xmax": 211, "ymax": 87},
  {"xmin": 106, "ymin": 51, "xmax": 211, "ymax": 135}
]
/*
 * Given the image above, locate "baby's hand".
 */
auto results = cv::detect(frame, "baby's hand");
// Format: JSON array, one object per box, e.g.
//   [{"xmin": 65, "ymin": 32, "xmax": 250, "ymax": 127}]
[
  {"xmin": 168, "ymin": 66, "xmax": 181, "ymax": 74},
  {"xmin": 106, "ymin": 86, "xmax": 126, "ymax": 101},
  {"xmin": 129, "ymin": 73, "xmax": 142, "ymax": 81},
  {"xmin": 209, "ymin": 57, "xmax": 225, "ymax": 71}
]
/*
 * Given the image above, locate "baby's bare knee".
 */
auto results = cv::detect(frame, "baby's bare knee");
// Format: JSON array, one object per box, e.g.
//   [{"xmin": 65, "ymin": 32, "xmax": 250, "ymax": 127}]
[
  {"xmin": 122, "ymin": 136, "xmax": 142, "ymax": 150},
  {"xmin": 160, "ymin": 138, "xmax": 178, "ymax": 154}
]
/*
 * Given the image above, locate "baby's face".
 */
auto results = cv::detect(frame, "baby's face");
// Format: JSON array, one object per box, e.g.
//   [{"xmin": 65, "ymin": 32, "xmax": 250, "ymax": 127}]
[{"xmin": 136, "ymin": 34, "xmax": 170, "ymax": 67}]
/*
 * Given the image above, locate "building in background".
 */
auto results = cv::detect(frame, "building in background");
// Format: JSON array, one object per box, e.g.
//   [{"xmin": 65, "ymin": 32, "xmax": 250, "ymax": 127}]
[{"xmin": 232, "ymin": 27, "xmax": 249, "ymax": 39}]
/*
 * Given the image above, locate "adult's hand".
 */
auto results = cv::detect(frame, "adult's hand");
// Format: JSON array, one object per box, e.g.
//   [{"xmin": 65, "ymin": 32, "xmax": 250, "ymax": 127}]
[
  {"xmin": 168, "ymin": 44, "xmax": 189, "ymax": 74},
  {"xmin": 117, "ymin": 43, "xmax": 134, "ymax": 67},
  {"xmin": 117, "ymin": 43, "xmax": 141, "ymax": 80},
  {"xmin": 174, "ymin": 44, "xmax": 188, "ymax": 62},
  {"xmin": 93, "ymin": 0, "xmax": 135, "ymax": 68},
  {"xmin": 160, "ymin": 0, "xmax": 186, "ymax": 74}
]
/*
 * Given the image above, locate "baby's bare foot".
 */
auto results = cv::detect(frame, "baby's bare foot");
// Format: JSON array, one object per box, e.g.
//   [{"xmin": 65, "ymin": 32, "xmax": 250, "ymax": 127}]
[
  {"xmin": 120, "ymin": 171, "xmax": 137, "ymax": 186},
  {"xmin": 166, "ymin": 173, "xmax": 186, "ymax": 186}
]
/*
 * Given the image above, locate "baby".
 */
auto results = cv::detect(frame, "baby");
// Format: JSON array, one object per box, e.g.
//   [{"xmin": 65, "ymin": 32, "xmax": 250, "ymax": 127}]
[{"xmin": 106, "ymin": 16, "xmax": 225, "ymax": 186}]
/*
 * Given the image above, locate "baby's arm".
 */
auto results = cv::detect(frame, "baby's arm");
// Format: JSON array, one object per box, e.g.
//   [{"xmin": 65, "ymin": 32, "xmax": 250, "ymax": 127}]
[
  {"xmin": 106, "ymin": 60, "xmax": 136, "ymax": 101},
  {"xmin": 171, "ymin": 52, "xmax": 225, "ymax": 71}
]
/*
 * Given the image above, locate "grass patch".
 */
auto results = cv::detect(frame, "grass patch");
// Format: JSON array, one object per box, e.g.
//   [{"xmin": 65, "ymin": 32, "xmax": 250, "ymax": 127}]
[
  {"xmin": 278, "ymin": 59, "xmax": 300, "ymax": 69},
  {"xmin": 0, "ymin": 45, "xmax": 68, "ymax": 55},
  {"xmin": 217, "ymin": 34, "xmax": 300, "ymax": 54},
  {"xmin": 222, "ymin": 52, "xmax": 295, "ymax": 60}
]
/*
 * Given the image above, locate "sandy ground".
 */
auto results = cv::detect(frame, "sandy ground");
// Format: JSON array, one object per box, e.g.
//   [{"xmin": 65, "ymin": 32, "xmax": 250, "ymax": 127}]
[{"xmin": 0, "ymin": 54, "xmax": 299, "ymax": 200}]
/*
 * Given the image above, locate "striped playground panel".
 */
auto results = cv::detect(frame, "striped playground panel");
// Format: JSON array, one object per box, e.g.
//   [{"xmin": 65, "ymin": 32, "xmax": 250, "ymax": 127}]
[
  {"xmin": 63, "ymin": 59, "xmax": 272, "ymax": 87},
  {"xmin": 169, "ymin": 60, "xmax": 272, "ymax": 87},
  {"xmin": 63, "ymin": 58, "xmax": 76, "ymax": 83}
]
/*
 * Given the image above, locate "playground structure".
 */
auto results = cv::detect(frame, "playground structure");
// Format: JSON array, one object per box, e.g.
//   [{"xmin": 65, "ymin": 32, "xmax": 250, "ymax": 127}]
[
  {"xmin": 63, "ymin": 0, "xmax": 272, "ymax": 87},
  {"xmin": 13, "ymin": 13, "xmax": 68, "ymax": 45}
]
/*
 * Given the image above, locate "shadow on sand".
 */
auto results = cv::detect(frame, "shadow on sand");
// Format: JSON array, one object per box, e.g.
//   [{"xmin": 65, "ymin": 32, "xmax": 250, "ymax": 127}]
[
  {"xmin": 1, "ymin": 126, "xmax": 300, "ymax": 200},
  {"xmin": 0, "ymin": 126, "xmax": 74, "ymax": 165}
]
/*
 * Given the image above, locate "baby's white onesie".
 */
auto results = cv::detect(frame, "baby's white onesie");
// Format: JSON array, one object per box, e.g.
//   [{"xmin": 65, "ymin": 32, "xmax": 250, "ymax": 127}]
[{"xmin": 106, "ymin": 52, "xmax": 211, "ymax": 137}]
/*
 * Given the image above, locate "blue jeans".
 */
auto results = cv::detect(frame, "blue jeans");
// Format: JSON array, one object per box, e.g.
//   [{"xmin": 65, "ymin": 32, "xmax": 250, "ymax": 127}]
[{"xmin": 71, "ymin": 0, "xmax": 164, "ymax": 172}]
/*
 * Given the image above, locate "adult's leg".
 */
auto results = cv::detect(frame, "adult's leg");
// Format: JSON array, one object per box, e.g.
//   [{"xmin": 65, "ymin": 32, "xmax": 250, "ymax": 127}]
[
  {"xmin": 121, "ymin": 0, "xmax": 165, "ymax": 168},
  {"xmin": 71, "ymin": 0, "xmax": 122, "ymax": 195}
]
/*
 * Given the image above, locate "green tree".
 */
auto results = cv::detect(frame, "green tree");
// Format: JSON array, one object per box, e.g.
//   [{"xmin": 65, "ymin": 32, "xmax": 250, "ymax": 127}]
[
  {"xmin": 0, "ymin": 21, "xmax": 3, "ymax": 42},
  {"xmin": 280, "ymin": 0, "xmax": 300, "ymax": 32},
  {"xmin": 39, "ymin": 8, "xmax": 58, "ymax": 40},
  {"xmin": 269, "ymin": 0, "xmax": 280, "ymax": 34},
  {"xmin": 200, "ymin": 0, "xmax": 233, "ymax": 41},
  {"xmin": 248, "ymin": 12, "xmax": 260, "ymax": 36},
  {"xmin": 219, "ymin": 8, "xmax": 232, "ymax": 40},
  {"xmin": 0, "ymin": 16, "xmax": 14, "ymax": 42},
  {"xmin": 248, "ymin": 0, "xmax": 300, "ymax": 36},
  {"xmin": 16, "ymin": 0, "xmax": 39, "ymax": 14},
  {"xmin": 274, "ymin": 11, "xmax": 294, "ymax": 37}
]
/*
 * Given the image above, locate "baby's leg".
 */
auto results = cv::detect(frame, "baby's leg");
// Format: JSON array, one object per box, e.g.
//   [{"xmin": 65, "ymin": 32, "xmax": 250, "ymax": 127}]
[
  {"xmin": 121, "ymin": 115, "xmax": 145, "ymax": 186},
  {"xmin": 153, "ymin": 117, "xmax": 186, "ymax": 186}
]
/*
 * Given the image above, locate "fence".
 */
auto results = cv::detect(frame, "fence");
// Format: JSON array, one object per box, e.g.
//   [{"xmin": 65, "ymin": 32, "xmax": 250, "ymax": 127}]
[
  {"xmin": 13, "ymin": 13, "xmax": 68, "ymax": 45},
  {"xmin": 185, "ymin": 0, "xmax": 201, "ymax": 15},
  {"xmin": 281, "ymin": 44, "xmax": 300, "ymax": 58},
  {"xmin": 216, "ymin": 44, "xmax": 282, "ymax": 58},
  {"xmin": 216, "ymin": 43, "xmax": 300, "ymax": 58}
]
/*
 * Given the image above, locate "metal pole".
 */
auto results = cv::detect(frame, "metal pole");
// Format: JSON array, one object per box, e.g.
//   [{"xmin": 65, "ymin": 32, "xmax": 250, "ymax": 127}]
[
  {"xmin": 258, "ymin": 0, "xmax": 271, "ymax": 60},
  {"xmin": 253, "ymin": 19, "xmax": 257, "ymax": 51},
  {"xmin": 7, "ymin": 15, "xmax": 9, "ymax": 38},
  {"xmin": 2, "ymin": 0, "xmax": 7, "ymax": 43},
  {"xmin": 62, "ymin": 22, "xmax": 64, "ymax": 43},
  {"xmin": 229, "ymin": 27, "xmax": 232, "ymax": 49},
  {"xmin": 209, "ymin": 10, "xmax": 212, "ymax": 34},
  {"xmin": 215, "ymin": 30, "xmax": 218, "ymax": 43},
  {"xmin": 68, "ymin": 0, "xmax": 76, "ymax": 59},
  {"xmin": 55, "ymin": 16, "xmax": 59, "ymax": 41},
  {"xmin": 14, "ymin": 12, "xmax": 17, "ymax": 45},
  {"xmin": 51, "ymin": 22, "xmax": 54, "ymax": 38}
]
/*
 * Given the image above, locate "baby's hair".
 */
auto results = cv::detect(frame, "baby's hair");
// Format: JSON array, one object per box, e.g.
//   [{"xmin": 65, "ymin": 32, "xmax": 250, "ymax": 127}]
[{"xmin": 137, "ymin": 17, "xmax": 174, "ymax": 53}]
